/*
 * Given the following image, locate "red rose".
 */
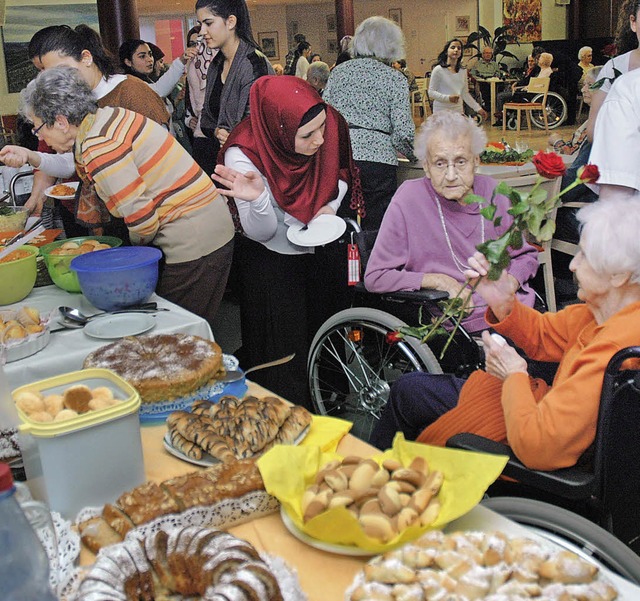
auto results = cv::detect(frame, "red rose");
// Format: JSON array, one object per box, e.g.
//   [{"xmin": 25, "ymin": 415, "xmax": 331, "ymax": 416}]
[
  {"xmin": 577, "ymin": 164, "xmax": 600, "ymax": 184},
  {"xmin": 385, "ymin": 331, "xmax": 402, "ymax": 344},
  {"xmin": 532, "ymin": 151, "xmax": 566, "ymax": 179}
]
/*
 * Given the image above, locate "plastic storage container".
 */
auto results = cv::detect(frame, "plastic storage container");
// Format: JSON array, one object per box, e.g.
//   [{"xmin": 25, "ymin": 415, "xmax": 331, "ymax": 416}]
[
  {"xmin": 0, "ymin": 463, "xmax": 57, "ymax": 601},
  {"xmin": 13, "ymin": 368, "xmax": 144, "ymax": 519}
]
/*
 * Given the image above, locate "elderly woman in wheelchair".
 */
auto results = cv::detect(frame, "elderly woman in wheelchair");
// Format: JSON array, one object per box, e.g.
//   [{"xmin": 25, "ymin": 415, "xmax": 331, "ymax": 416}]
[
  {"xmin": 370, "ymin": 196, "xmax": 640, "ymax": 472},
  {"xmin": 364, "ymin": 110, "xmax": 538, "ymax": 335}
]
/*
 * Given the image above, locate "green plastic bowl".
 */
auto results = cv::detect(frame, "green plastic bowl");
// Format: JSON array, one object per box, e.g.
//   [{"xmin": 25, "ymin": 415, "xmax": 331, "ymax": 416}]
[
  {"xmin": 0, "ymin": 245, "xmax": 39, "ymax": 305},
  {"xmin": 39, "ymin": 236, "xmax": 122, "ymax": 293}
]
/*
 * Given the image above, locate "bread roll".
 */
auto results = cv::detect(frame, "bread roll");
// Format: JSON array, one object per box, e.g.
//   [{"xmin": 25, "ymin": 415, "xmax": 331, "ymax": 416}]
[{"xmin": 63, "ymin": 384, "xmax": 93, "ymax": 413}]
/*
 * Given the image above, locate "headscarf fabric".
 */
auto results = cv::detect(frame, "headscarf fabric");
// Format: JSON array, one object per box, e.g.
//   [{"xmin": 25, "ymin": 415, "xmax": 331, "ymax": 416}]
[{"xmin": 219, "ymin": 75, "xmax": 359, "ymax": 224}]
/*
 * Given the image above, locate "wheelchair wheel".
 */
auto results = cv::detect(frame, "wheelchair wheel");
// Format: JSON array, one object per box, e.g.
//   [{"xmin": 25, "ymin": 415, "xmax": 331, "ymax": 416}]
[
  {"xmin": 529, "ymin": 91, "xmax": 567, "ymax": 129},
  {"xmin": 307, "ymin": 308, "xmax": 442, "ymax": 442}
]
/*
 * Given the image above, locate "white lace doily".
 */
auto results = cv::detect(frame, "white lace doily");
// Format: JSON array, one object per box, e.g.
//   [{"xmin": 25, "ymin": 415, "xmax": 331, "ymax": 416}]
[
  {"xmin": 66, "ymin": 490, "xmax": 282, "ymax": 599},
  {"xmin": 66, "ymin": 491, "xmax": 304, "ymax": 601},
  {"xmin": 50, "ymin": 511, "xmax": 81, "ymax": 596},
  {"xmin": 138, "ymin": 354, "xmax": 241, "ymax": 419}
]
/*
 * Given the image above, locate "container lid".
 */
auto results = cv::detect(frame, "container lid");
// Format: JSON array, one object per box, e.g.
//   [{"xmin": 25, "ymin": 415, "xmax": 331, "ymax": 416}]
[
  {"xmin": 0, "ymin": 462, "xmax": 12, "ymax": 492},
  {"xmin": 70, "ymin": 246, "xmax": 162, "ymax": 273},
  {"xmin": 13, "ymin": 368, "xmax": 141, "ymax": 437}
]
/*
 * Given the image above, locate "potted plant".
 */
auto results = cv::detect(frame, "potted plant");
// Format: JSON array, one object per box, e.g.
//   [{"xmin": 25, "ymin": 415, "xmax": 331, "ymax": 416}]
[{"xmin": 465, "ymin": 25, "xmax": 520, "ymax": 75}]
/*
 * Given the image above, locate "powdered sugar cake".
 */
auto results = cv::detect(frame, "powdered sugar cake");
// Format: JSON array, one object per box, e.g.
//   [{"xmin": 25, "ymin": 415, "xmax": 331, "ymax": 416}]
[{"xmin": 83, "ymin": 334, "xmax": 224, "ymax": 404}]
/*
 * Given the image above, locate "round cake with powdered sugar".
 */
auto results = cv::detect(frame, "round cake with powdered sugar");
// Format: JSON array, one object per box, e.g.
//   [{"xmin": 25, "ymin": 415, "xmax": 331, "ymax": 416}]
[{"xmin": 83, "ymin": 334, "xmax": 224, "ymax": 404}]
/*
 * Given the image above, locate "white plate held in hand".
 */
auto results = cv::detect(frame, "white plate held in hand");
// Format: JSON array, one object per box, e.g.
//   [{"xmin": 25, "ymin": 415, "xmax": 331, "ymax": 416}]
[
  {"xmin": 83, "ymin": 313, "xmax": 156, "ymax": 339},
  {"xmin": 286, "ymin": 214, "xmax": 346, "ymax": 247},
  {"xmin": 44, "ymin": 182, "xmax": 79, "ymax": 200}
]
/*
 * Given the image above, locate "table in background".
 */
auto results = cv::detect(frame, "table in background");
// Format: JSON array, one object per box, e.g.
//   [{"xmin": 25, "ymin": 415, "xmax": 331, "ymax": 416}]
[
  {"xmin": 4, "ymin": 286, "xmax": 213, "ymax": 390},
  {"xmin": 77, "ymin": 381, "xmax": 640, "ymax": 601},
  {"xmin": 475, "ymin": 77, "xmax": 516, "ymax": 125}
]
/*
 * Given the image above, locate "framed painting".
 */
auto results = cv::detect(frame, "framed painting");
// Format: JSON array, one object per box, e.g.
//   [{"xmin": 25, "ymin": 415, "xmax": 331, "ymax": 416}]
[
  {"xmin": 456, "ymin": 15, "xmax": 470, "ymax": 33},
  {"xmin": 2, "ymin": 4, "xmax": 99, "ymax": 93},
  {"xmin": 258, "ymin": 32, "xmax": 279, "ymax": 60},
  {"xmin": 327, "ymin": 39, "xmax": 339, "ymax": 55},
  {"xmin": 388, "ymin": 8, "xmax": 402, "ymax": 28},
  {"xmin": 503, "ymin": 0, "xmax": 542, "ymax": 42},
  {"xmin": 326, "ymin": 14, "xmax": 336, "ymax": 33}
]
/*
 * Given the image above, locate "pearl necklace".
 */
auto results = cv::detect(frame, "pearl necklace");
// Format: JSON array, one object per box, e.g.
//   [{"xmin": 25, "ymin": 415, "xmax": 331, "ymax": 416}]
[{"xmin": 434, "ymin": 196, "xmax": 485, "ymax": 274}]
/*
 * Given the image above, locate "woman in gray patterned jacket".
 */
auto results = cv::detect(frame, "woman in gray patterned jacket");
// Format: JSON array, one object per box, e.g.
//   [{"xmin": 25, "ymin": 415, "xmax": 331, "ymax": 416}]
[
  {"xmin": 323, "ymin": 16, "xmax": 416, "ymax": 230},
  {"xmin": 197, "ymin": 0, "xmax": 273, "ymax": 152}
]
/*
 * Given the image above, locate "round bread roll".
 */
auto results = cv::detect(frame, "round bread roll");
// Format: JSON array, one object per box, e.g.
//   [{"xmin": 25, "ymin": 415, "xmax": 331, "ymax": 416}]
[
  {"xmin": 3, "ymin": 324, "xmax": 27, "ymax": 341},
  {"xmin": 15, "ymin": 391, "xmax": 46, "ymax": 415},
  {"xmin": 91, "ymin": 386, "xmax": 114, "ymax": 401},
  {"xmin": 25, "ymin": 324, "xmax": 45, "ymax": 335},
  {"xmin": 43, "ymin": 394, "xmax": 64, "ymax": 417},
  {"xmin": 54, "ymin": 409, "xmax": 79, "ymax": 422},
  {"xmin": 17, "ymin": 307, "xmax": 40, "ymax": 326},
  {"xmin": 63, "ymin": 384, "xmax": 93, "ymax": 413},
  {"xmin": 88, "ymin": 397, "xmax": 119, "ymax": 411},
  {"xmin": 29, "ymin": 411, "xmax": 54, "ymax": 423},
  {"xmin": 60, "ymin": 241, "xmax": 80, "ymax": 250},
  {"xmin": 77, "ymin": 244, "xmax": 95, "ymax": 254},
  {"xmin": 82, "ymin": 239, "xmax": 102, "ymax": 248}
]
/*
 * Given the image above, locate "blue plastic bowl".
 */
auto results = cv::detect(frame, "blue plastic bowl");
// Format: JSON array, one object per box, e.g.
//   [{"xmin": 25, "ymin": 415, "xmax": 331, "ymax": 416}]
[{"xmin": 70, "ymin": 247, "xmax": 162, "ymax": 311}]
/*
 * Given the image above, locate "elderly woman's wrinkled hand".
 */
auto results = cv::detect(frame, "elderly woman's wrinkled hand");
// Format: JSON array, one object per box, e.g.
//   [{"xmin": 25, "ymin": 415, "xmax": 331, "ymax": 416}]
[
  {"xmin": 481, "ymin": 330, "xmax": 528, "ymax": 381},
  {"xmin": 212, "ymin": 164, "xmax": 265, "ymax": 201},
  {"xmin": 464, "ymin": 252, "xmax": 516, "ymax": 320}
]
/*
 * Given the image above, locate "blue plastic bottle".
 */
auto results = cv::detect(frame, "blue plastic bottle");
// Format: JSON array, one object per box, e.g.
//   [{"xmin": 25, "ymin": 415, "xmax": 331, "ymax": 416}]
[{"xmin": 0, "ymin": 463, "xmax": 57, "ymax": 601}]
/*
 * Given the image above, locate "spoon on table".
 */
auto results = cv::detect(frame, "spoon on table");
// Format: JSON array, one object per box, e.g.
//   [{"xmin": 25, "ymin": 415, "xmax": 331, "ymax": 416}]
[
  {"xmin": 219, "ymin": 353, "xmax": 296, "ymax": 383},
  {"xmin": 59, "ymin": 303, "xmax": 166, "ymax": 326}
]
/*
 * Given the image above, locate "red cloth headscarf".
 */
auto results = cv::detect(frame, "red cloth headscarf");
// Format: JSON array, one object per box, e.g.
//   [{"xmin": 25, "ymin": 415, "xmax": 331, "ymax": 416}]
[{"xmin": 219, "ymin": 75, "xmax": 361, "ymax": 225}]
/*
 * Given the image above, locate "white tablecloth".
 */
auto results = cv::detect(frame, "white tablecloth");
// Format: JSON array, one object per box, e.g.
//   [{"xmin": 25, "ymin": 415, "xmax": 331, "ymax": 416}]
[{"xmin": 4, "ymin": 286, "xmax": 213, "ymax": 390}]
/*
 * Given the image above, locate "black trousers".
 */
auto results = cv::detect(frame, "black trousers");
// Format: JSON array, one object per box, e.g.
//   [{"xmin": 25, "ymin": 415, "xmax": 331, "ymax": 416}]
[{"xmin": 234, "ymin": 237, "xmax": 351, "ymax": 409}]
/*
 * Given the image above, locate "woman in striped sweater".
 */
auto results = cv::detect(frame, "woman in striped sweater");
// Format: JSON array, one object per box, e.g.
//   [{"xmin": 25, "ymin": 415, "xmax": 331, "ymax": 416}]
[{"xmin": 18, "ymin": 65, "xmax": 235, "ymax": 325}]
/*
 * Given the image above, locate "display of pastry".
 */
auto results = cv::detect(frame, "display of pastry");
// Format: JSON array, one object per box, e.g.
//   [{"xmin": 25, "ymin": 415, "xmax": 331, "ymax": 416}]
[
  {"xmin": 83, "ymin": 333, "xmax": 226, "ymax": 404},
  {"xmin": 166, "ymin": 395, "xmax": 312, "ymax": 463},
  {"xmin": 77, "ymin": 458, "xmax": 265, "ymax": 553},
  {"xmin": 76, "ymin": 526, "xmax": 284, "ymax": 600},
  {"xmin": 0, "ymin": 306, "xmax": 45, "ymax": 344},
  {"xmin": 347, "ymin": 530, "xmax": 618, "ymax": 600},
  {"xmin": 301, "ymin": 455, "xmax": 443, "ymax": 543}
]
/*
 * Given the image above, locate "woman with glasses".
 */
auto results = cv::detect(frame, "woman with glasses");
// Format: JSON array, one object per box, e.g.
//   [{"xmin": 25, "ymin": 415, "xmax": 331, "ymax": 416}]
[
  {"xmin": 364, "ymin": 111, "xmax": 538, "ymax": 335},
  {"xmin": 0, "ymin": 24, "xmax": 171, "ymax": 240},
  {"xmin": 14, "ymin": 66, "xmax": 235, "ymax": 326}
]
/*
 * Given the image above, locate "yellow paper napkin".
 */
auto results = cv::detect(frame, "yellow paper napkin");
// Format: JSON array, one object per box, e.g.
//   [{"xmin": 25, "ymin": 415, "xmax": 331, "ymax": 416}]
[
  {"xmin": 258, "ymin": 432, "xmax": 509, "ymax": 553},
  {"xmin": 298, "ymin": 414, "xmax": 352, "ymax": 453}
]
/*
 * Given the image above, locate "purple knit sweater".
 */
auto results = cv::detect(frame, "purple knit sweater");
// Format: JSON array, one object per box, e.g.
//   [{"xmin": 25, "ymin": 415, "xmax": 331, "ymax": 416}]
[{"xmin": 364, "ymin": 174, "xmax": 539, "ymax": 333}]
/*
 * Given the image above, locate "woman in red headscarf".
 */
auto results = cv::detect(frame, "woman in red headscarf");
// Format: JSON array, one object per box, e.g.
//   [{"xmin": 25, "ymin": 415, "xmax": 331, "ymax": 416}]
[{"xmin": 213, "ymin": 75, "xmax": 362, "ymax": 406}]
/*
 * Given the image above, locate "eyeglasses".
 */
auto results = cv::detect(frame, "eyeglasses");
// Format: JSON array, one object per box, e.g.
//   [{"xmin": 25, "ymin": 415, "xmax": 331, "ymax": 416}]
[
  {"xmin": 31, "ymin": 122, "xmax": 46, "ymax": 137},
  {"xmin": 428, "ymin": 158, "xmax": 473, "ymax": 173}
]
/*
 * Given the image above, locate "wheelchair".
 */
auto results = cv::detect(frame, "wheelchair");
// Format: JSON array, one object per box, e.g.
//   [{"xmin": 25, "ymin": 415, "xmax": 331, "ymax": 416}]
[
  {"xmin": 504, "ymin": 90, "xmax": 568, "ymax": 130},
  {"xmin": 307, "ymin": 222, "xmax": 484, "ymax": 442}
]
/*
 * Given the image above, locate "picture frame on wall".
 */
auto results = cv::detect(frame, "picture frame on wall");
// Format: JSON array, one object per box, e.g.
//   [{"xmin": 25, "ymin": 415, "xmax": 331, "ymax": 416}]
[
  {"xmin": 258, "ymin": 31, "xmax": 279, "ymax": 60},
  {"xmin": 327, "ymin": 39, "xmax": 339, "ymax": 55},
  {"xmin": 388, "ymin": 8, "xmax": 402, "ymax": 28},
  {"xmin": 326, "ymin": 14, "xmax": 336, "ymax": 33},
  {"xmin": 455, "ymin": 15, "xmax": 470, "ymax": 33}
]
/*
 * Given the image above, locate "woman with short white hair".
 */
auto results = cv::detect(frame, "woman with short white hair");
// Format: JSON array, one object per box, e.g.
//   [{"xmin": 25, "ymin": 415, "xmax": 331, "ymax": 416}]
[
  {"xmin": 371, "ymin": 195, "xmax": 640, "ymax": 471},
  {"xmin": 365, "ymin": 111, "xmax": 538, "ymax": 334},
  {"xmin": 323, "ymin": 16, "xmax": 416, "ymax": 229},
  {"xmin": 578, "ymin": 46, "xmax": 594, "ymax": 84}
]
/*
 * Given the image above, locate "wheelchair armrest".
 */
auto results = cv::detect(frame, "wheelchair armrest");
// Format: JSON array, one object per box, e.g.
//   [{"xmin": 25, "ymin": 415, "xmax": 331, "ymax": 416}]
[
  {"xmin": 446, "ymin": 433, "xmax": 596, "ymax": 500},
  {"xmin": 353, "ymin": 282, "xmax": 448, "ymax": 304},
  {"xmin": 382, "ymin": 289, "xmax": 449, "ymax": 304}
]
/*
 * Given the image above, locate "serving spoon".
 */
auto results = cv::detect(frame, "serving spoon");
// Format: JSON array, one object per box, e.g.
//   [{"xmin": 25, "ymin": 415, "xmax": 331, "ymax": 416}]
[
  {"xmin": 59, "ymin": 303, "xmax": 165, "ymax": 325},
  {"xmin": 219, "ymin": 353, "xmax": 296, "ymax": 383}
]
